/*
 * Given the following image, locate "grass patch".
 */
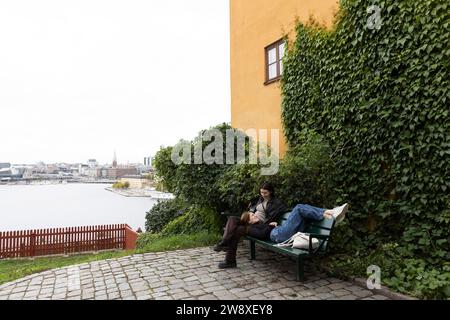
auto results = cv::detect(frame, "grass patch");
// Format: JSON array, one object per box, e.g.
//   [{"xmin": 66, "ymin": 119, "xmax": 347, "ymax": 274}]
[
  {"xmin": 0, "ymin": 250, "xmax": 133, "ymax": 286},
  {"xmin": 136, "ymin": 231, "xmax": 221, "ymax": 253}
]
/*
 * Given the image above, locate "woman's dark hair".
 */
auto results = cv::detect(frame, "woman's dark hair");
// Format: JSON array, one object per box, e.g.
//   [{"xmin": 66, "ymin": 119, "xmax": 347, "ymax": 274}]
[
  {"xmin": 259, "ymin": 181, "xmax": 275, "ymax": 197},
  {"xmin": 240, "ymin": 211, "xmax": 250, "ymax": 225}
]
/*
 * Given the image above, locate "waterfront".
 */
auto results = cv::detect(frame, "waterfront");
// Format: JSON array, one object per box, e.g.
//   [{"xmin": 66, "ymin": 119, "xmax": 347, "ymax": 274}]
[{"xmin": 0, "ymin": 184, "xmax": 157, "ymax": 232}]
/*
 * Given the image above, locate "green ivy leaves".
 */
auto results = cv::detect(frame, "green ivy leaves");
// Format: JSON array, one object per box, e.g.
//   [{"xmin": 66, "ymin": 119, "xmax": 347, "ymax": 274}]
[{"xmin": 281, "ymin": 0, "xmax": 449, "ymax": 275}]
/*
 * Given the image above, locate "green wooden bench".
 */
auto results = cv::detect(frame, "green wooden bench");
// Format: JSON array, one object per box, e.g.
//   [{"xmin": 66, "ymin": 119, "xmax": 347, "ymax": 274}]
[{"xmin": 243, "ymin": 211, "xmax": 336, "ymax": 281}]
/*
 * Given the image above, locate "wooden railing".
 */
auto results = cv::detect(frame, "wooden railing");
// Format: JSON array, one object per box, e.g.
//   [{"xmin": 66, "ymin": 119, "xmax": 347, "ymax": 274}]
[{"xmin": 0, "ymin": 224, "xmax": 138, "ymax": 259}]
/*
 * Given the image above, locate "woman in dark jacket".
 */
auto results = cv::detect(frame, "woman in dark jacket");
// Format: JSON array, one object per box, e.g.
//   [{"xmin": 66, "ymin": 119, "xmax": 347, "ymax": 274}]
[{"xmin": 213, "ymin": 181, "xmax": 287, "ymax": 268}]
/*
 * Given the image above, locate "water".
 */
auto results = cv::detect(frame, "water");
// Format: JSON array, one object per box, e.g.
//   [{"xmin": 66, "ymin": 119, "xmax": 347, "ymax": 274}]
[{"xmin": 0, "ymin": 183, "xmax": 157, "ymax": 232}]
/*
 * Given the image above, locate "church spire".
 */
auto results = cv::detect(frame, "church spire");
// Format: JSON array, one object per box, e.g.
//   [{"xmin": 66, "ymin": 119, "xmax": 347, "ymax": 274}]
[{"xmin": 113, "ymin": 150, "xmax": 117, "ymax": 168}]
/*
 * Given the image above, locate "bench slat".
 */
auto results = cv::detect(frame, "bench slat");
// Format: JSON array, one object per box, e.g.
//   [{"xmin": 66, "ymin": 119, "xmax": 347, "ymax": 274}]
[
  {"xmin": 304, "ymin": 226, "xmax": 331, "ymax": 236},
  {"xmin": 246, "ymin": 236, "xmax": 312, "ymax": 257},
  {"xmin": 308, "ymin": 218, "xmax": 334, "ymax": 230},
  {"xmin": 246, "ymin": 236, "xmax": 329, "ymax": 254}
]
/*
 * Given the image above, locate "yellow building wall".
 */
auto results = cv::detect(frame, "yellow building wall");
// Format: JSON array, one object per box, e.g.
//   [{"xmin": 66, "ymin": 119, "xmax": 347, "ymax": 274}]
[{"xmin": 230, "ymin": 0, "xmax": 339, "ymax": 157}]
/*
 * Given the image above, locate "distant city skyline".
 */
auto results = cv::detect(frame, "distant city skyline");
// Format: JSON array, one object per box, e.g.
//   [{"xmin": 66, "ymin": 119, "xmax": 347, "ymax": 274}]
[
  {"xmin": 2, "ymin": 151, "xmax": 152, "ymax": 166},
  {"xmin": 0, "ymin": 0, "xmax": 231, "ymax": 164},
  {"xmin": 3, "ymin": 153, "xmax": 148, "ymax": 166}
]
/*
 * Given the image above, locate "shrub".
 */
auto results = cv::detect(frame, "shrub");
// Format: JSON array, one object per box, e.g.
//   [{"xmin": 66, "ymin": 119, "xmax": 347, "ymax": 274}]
[
  {"xmin": 216, "ymin": 163, "xmax": 264, "ymax": 213},
  {"xmin": 144, "ymin": 198, "xmax": 186, "ymax": 233},
  {"xmin": 152, "ymin": 146, "xmax": 177, "ymax": 193},
  {"xmin": 161, "ymin": 205, "xmax": 223, "ymax": 236},
  {"xmin": 153, "ymin": 123, "xmax": 266, "ymax": 212},
  {"xmin": 171, "ymin": 123, "xmax": 238, "ymax": 210},
  {"xmin": 152, "ymin": 123, "xmax": 232, "ymax": 210},
  {"xmin": 112, "ymin": 181, "xmax": 130, "ymax": 189},
  {"xmin": 275, "ymin": 129, "xmax": 338, "ymax": 209},
  {"xmin": 136, "ymin": 232, "xmax": 161, "ymax": 249}
]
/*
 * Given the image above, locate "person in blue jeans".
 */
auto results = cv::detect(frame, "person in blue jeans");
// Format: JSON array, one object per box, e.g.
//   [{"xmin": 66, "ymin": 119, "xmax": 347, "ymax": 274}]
[
  {"xmin": 269, "ymin": 203, "xmax": 348, "ymax": 243},
  {"xmin": 219, "ymin": 202, "xmax": 349, "ymax": 268}
]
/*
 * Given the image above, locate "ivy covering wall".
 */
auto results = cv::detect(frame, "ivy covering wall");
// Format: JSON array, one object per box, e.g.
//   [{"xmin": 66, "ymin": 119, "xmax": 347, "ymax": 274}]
[{"xmin": 281, "ymin": 0, "xmax": 449, "ymax": 267}]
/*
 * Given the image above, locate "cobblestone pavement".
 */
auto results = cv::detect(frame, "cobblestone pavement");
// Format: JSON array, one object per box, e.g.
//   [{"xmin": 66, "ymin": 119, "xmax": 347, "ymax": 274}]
[{"xmin": 0, "ymin": 244, "xmax": 391, "ymax": 300}]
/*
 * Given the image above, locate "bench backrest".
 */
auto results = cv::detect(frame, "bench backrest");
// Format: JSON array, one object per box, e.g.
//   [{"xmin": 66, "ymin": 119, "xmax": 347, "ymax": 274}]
[{"xmin": 277, "ymin": 211, "xmax": 335, "ymax": 253}]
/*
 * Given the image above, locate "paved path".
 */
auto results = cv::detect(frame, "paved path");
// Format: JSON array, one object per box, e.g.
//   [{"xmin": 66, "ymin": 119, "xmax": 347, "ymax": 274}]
[{"xmin": 0, "ymin": 245, "xmax": 391, "ymax": 300}]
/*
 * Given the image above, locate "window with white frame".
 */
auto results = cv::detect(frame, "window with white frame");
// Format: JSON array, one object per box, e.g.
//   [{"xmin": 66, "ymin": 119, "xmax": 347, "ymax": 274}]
[{"xmin": 265, "ymin": 39, "xmax": 285, "ymax": 84}]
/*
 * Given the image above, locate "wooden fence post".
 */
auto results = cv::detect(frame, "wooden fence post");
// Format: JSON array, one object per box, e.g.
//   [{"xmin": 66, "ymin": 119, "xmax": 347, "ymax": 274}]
[
  {"xmin": 124, "ymin": 225, "xmax": 138, "ymax": 250},
  {"xmin": 30, "ymin": 232, "xmax": 36, "ymax": 257}
]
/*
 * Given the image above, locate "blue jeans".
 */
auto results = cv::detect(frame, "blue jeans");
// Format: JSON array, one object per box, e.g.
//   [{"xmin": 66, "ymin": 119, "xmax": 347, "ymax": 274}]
[{"xmin": 269, "ymin": 204, "xmax": 325, "ymax": 243}]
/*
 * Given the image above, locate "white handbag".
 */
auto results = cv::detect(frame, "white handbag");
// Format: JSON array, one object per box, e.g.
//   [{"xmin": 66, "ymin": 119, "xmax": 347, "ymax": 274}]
[
  {"xmin": 293, "ymin": 232, "xmax": 319, "ymax": 250},
  {"xmin": 275, "ymin": 232, "xmax": 319, "ymax": 250}
]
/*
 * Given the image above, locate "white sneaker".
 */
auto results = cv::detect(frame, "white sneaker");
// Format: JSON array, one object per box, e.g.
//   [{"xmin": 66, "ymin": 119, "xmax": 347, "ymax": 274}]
[{"xmin": 331, "ymin": 203, "xmax": 349, "ymax": 225}]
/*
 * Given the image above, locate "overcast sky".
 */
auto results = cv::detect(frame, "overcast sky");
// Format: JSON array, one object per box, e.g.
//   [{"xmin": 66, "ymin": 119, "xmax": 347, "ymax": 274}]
[{"xmin": 0, "ymin": 0, "xmax": 230, "ymax": 165}]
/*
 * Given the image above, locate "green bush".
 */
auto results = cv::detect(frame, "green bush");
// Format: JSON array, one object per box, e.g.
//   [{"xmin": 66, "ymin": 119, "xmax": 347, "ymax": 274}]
[
  {"xmin": 135, "ymin": 232, "xmax": 161, "ymax": 250},
  {"xmin": 152, "ymin": 146, "xmax": 177, "ymax": 193},
  {"xmin": 153, "ymin": 123, "xmax": 232, "ymax": 211},
  {"xmin": 217, "ymin": 163, "xmax": 264, "ymax": 213},
  {"xmin": 151, "ymin": 124, "xmax": 245, "ymax": 236},
  {"xmin": 112, "ymin": 181, "xmax": 130, "ymax": 189},
  {"xmin": 172, "ymin": 123, "xmax": 238, "ymax": 211},
  {"xmin": 161, "ymin": 205, "xmax": 223, "ymax": 236},
  {"xmin": 153, "ymin": 123, "xmax": 266, "ymax": 213},
  {"xmin": 275, "ymin": 129, "xmax": 338, "ymax": 209},
  {"xmin": 144, "ymin": 198, "xmax": 186, "ymax": 233}
]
